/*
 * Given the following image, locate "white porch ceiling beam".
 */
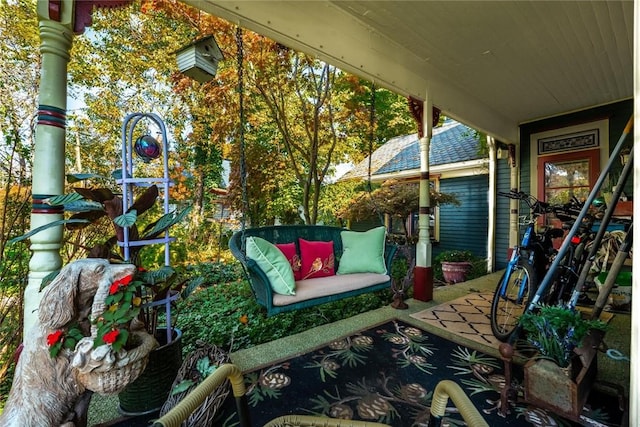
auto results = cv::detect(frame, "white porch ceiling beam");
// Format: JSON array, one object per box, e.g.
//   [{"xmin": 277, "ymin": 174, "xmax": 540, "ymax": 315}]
[{"xmin": 183, "ymin": 0, "xmax": 518, "ymax": 143}]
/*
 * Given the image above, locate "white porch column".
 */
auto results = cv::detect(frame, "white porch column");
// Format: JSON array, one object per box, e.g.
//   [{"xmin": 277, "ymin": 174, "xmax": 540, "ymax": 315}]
[
  {"xmin": 487, "ymin": 136, "xmax": 497, "ymax": 273},
  {"xmin": 25, "ymin": 2, "xmax": 74, "ymax": 334},
  {"xmin": 414, "ymin": 96, "xmax": 433, "ymax": 301},
  {"xmin": 508, "ymin": 144, "xmax": 520, "ymax": 253}
]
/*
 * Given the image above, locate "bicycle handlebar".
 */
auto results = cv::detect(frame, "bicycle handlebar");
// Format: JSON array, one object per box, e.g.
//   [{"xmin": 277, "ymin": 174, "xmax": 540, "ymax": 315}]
[
  {"xmin": 497, "ymin": 191, "xmax": 527, "ymax": 200},
  {"xmin": 498, "ymin": 190, "xmax": 586, "ymax": 218},
  {"xmin": 498, "ymin": 190, "xmax": 547, "ymax": 212}
]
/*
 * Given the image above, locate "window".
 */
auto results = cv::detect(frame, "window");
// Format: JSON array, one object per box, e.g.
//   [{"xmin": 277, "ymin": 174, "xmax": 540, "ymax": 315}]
[
  {"xmin": 537, "ymin": 149, "xmax": 600, "ymax": 205},
  {"xmin": 530, "ymin": 119, "xmax": 609, "ymax": 210},
  {"xmin": 388, "ymin": 211, "xmax": 436, "ymax": 241}
]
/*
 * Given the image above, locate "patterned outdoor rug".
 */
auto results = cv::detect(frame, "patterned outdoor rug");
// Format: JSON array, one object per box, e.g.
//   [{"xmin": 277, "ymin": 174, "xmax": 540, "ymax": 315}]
[
  {"xmin": 409, "ymin": 292, "xmax": 500, "ymax": 348},
  {"xmin": 409, "ymin": 292, "xmax": 616, "ymax": 351},
  {"xmin": 214, "ymin": 319, "xmax": 623, "ymax": 427}
]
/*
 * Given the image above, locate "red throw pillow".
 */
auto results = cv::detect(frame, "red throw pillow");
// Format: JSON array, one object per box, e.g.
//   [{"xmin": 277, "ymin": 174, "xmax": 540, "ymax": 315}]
[
  {"xmin": 298, "ymin": 238, "xmax": 335, "ymax": 279},
  {"xmin": 275, "ymin": 242, "xmax": 302, "ymax": 281}
]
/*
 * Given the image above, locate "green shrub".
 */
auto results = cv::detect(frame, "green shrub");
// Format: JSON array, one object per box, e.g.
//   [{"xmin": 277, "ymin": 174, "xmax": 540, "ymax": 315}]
[
  {"xmin": 390, "ymin": 254, "xmax": 409, "ymax": 283},
  {"xmin": 187, "ymin": 261, "xmax": 244, "ymax": 286},
  {"xmin": 175, "ymin": 262, "xmax": 392, "ymax": 355}
]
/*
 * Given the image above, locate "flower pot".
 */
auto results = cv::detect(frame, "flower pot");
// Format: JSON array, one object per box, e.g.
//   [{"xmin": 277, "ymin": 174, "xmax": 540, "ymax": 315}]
[
  {"xmin": 441, "ymin": 261, "xmax": 471, "ymax": 284},
  {"xmin": 118, "ymin": 327, "xmax": 183, "ymax": 415},
  {"xmin": 523, "ymin": 329, "xmax": 602, "ymax": 421},
  {"xmin": 74, "ymin": 330, "xmax": 158, "ymax": 395}
]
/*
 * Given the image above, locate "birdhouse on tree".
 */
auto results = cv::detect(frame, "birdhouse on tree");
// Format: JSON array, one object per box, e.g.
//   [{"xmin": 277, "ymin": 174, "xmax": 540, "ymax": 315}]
[{"xmin": 176, "ymin": 35, "xmax": 224, "ymax": 83}]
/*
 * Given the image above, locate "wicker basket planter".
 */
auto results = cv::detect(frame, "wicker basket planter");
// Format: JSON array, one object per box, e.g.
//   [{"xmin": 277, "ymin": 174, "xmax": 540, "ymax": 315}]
[
  {"xmin": 159, "ymin": 342, "xmax": 231, "ymax": 426},
  {"xmin": 73, "ymin": 330, "xmax": 158, "ymax": 395}
]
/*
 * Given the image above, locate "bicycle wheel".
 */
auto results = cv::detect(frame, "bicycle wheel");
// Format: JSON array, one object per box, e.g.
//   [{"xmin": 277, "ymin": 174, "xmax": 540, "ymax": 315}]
[{"xmin": 490, "ymin": 260, "xmax": 535, "ymax": 342}]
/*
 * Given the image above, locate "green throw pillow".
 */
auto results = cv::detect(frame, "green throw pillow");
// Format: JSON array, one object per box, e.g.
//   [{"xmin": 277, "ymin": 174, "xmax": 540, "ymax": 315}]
[
  {"xmin": 337, "ymin": 226, "xmax": 387, "ymax": 275},
  {"xmin": 246, "ymin": 236, "xmax": 296, "ymax": 295}
]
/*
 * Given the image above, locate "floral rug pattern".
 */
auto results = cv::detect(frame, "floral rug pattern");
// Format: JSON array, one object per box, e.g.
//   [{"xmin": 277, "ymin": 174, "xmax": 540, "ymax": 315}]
[{"xmin": 219, "ymin": 320, "xmax": 622, "ymax": 426}]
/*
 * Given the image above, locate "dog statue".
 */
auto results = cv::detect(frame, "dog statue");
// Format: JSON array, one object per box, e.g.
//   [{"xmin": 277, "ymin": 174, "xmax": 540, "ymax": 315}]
[{"xmin": 0, "ymin": 259, "xmax": 138, "ymax": 427}]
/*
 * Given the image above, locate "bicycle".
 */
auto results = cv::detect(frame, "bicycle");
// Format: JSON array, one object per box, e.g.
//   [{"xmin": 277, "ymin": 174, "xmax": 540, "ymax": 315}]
[
  {"xmin": 539, "ymin": 197, "xmax": 599, "ymax": 307},
  {"xmin": 490, "ymin": 191, "xmax": 567, "ymax": 342}
]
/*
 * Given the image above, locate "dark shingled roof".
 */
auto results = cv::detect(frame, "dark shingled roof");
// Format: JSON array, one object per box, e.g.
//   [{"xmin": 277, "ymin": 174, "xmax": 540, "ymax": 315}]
[{"xmin": 340, "ymin": 119, "xmax": 482, "ymax": 180}]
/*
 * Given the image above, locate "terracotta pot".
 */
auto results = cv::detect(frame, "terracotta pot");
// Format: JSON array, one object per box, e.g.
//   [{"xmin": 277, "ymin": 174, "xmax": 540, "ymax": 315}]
[{"xmin": 441, "ymin": 261, "xmax": 471, "ymax": 284}]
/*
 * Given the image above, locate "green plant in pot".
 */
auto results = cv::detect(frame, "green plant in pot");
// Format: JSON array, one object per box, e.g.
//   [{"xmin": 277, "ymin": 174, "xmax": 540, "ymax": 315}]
[
  {"xmin": 12, "ymin": 173, "xmax": 202, "ymax": 413},
  {"xmin": 520, "ymin": 304, "xmax": 610, "ymax": 418},
  {"xmin": 435, "ymin": 250, "xmax": 475, "ymax": 284},
  {"xmin": 14, "ymin": 174, "xmax": 199, "ymax": 334},
  {"xmin": 519, "ymin": 304, "xmax": 608, "ymax": 368}
]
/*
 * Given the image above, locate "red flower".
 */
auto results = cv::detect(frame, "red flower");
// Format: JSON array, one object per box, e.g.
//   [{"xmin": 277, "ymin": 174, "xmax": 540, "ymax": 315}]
[
  {"xmin": 109, "ymin": 274, "xmax": 134, "ymax": 295},
  {"xmin": 109, "ymin": 282, "xmax": 120, "ymax": 295},
  {"xmin": 119, "ymin": 274, "xmax": 134, "ymax": 286},
  {"xmin": 102, "ymin": 329, "xmax": 120, "ymax": 344},
  {"xmin": 47, "ymin": 330, "xmax": 64, "ymax": 346}
]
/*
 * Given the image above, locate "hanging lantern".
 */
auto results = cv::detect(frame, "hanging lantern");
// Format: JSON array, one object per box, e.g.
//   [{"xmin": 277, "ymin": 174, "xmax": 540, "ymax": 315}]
[
  {"xmin": 176, "ymin": 35, "xmax": 224, "ymax": 83},
  {"xmin": 134, "ymin": 135, "xmax": 161, "ymax": 162}
]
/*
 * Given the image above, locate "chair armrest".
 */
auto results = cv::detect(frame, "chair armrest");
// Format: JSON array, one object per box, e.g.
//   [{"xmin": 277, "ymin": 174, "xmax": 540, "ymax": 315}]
[
  {"xmin": 264, "ymin": 415, "xmax": 391, "ymax": 427},
  {"xmin": 430, "ymin": 380, "xmax": 489, "ymax": 427},
  {"xmin": 152, "ymin": 364, "xmax": 250, "ymax": 427},
  {"xmin": 384, "ymin": 243, "xmax": 398, "ymax": 273}
]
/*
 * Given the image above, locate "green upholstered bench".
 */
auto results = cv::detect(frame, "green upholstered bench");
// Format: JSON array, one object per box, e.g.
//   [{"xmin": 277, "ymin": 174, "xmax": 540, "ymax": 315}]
[{"xmin": 229, "ymin": 225, "xmax": 397, "ymax": 316}]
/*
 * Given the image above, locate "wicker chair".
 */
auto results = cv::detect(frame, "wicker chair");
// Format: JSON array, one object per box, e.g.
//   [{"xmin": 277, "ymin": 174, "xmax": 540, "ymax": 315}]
[
  {"xmin": 152, "ymin": 364, "xmax": 488, "ymax": 427},
  {"xmin": 263, "ymin": 416, "xmax": 390, "ymax": 426},
  {"xmin": 152, "ymin": 363, "xmax": 249, "ymax": 427},
  {"xmin": 151, "ymin": 363, "xmax": 390, "ymax": 427}
]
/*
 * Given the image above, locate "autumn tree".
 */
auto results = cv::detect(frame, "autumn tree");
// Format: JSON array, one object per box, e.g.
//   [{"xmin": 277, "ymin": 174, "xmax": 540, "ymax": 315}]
[
  {"xmin": 65, "ymin": 0, "xmax": 418, "ymax": 232},
  {"xmin": 246, "ymin": 41, "xmax": 414, "ymax": 225},
  {"xmin": 339, "ymin": 76, "xmax": 415, "ymax": 163},
  {"xmin": 67, "ymin": 2, "xmax": 233, "ymax": 242},
  {"xmin": 118, "ymin": 2, "xmax": 417, "ymax": 228}
]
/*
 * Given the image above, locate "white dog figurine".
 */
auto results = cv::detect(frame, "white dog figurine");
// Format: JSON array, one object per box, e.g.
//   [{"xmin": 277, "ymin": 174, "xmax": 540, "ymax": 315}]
[{"xmin": 0, "ymin": 259, "xmax": 137, "ymax": 427}]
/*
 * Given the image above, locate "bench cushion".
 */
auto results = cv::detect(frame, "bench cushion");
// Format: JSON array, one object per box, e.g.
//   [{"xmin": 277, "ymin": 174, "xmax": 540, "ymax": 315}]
[
  {"xmin": 299, "ymin": 238, "xmax": 335, "ymax": 279},
  {"xmin": 275, "ymin": 242, "xmax": 302, "ymax": 280},
  {"xmin": 272, "ymin": 273, "xmax": 390, "ymax": 306},
  {"xmin": 337, "ymin": 226, "xmax": 387, "ymax": 275},
  {"xmin": 246, "ymin": 236, "xmax": 296, "ymax": 295}
]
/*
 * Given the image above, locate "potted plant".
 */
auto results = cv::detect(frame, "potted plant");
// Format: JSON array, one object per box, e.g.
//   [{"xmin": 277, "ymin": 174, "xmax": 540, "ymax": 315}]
[
  {"xmin": 435, "ymin": 250, "xmax": 475, "ymax": 284},
  {"xmin": 14, "ymin": 176, "xmax": 199, "ymax": 332},
  {"xmin": 518, "ymin": 304, "xmax": 608, "ymax": 419},
  {"xmin": 519, "ymin": 304, "xmax": 608, "ymax": 368},
  {"xmin": 65, "ymin": 178, "xmax": 202, "ymax": 414},
  {"xmin": 12, "ymin": 174, "xmax": 202, "ymax": 413}
]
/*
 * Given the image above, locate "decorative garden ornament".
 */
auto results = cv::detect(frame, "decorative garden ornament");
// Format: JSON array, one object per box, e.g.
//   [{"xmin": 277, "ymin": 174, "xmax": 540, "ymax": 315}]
[
  {"xmin": 134, "ymin": 134, "xmax": 162, "ymax": 162},
  {"xmin": 0, "ymin": 259, "xmax": 155, "ymax": 427}
]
